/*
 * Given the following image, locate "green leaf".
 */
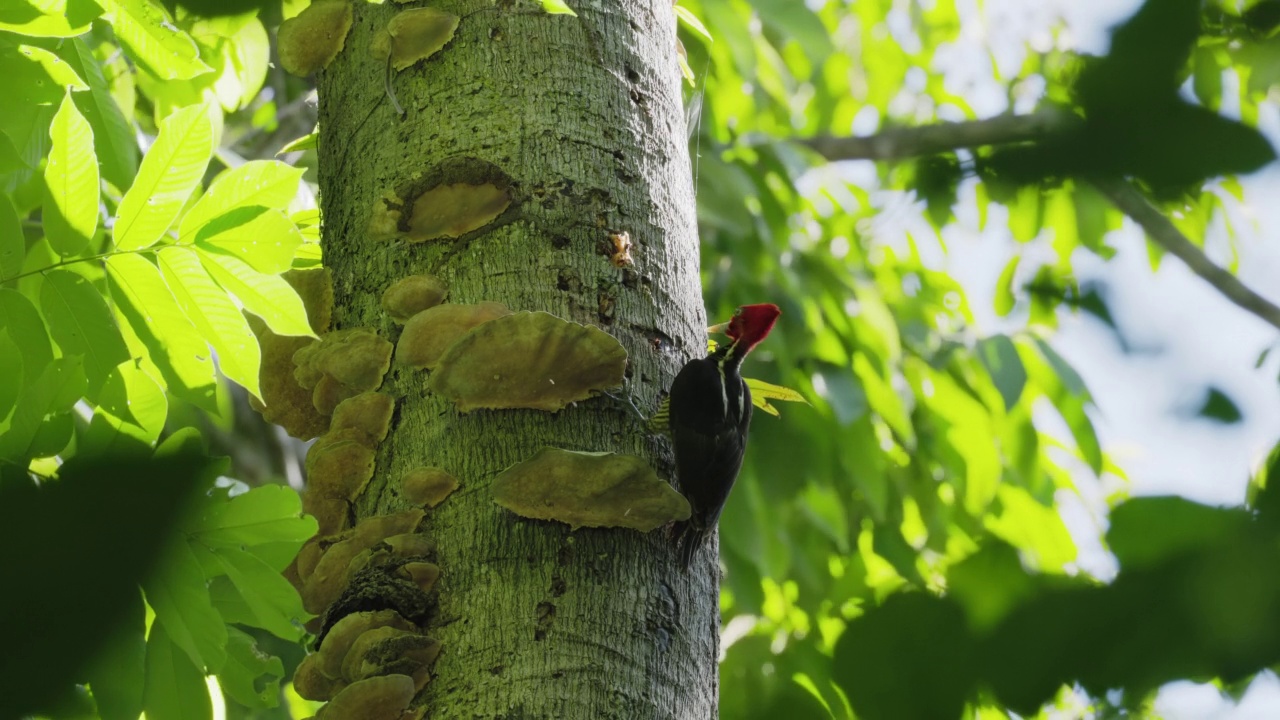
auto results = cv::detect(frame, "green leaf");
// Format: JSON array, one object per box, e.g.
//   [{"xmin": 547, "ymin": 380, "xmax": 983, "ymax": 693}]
[
  {"xmin": 85, "ymin": 588, "xmax": 146, "ymax": 720},
  {"xmin": 81, "ymin": 359, "xmax": 168, "ymax": 454},
  {"xmin": 852, "ymin": 354, "xmax": 913, "ymax": 444},
  {"xmin": 199, "ymin": 250, "xmax": 314, "ymax": 337},
  {"xmin": 114, "ymin": 104, "xmax": 213, "ymax": 251},
  {"xmin": 179, "ymin": 160, "xmax": 303, "ymax": 243},
  {"xmin": 1107, "ymin": 496, "xmax": 1251, "ymax": 571},
  {"xmin": 142, "ymin": 622, "xmax": 213, "ymax": 720},
  {"xmin": 97, "ymin": 0, "xmax": 212, "ymax": 80},
  {"xmin": 984, "ymin": 484, "xmax": 1076, "ymax": 571},
  {"xmin": 0, "ymin": 356, "xmax": 85, "ymax": 462},
  {"xmin": 40, "ymin": 269, "xmax": 130, "ymax": 396},
  {"xmin": 0, "ymin": 329, "xmax": 22, "ymax": 421},
  {"xmin": 191, "ymin": 484, "xmax": 316, "ymax": 549},
  {"xmin": 540, "ymin": 0, "xmax": 577, "ymax": 16},
  {"xmin": 0, "ymin": 0, "xmax": 103, "ymax": 37},
  {"xmin": 187, "ymin": 14, "xmax": 269, "ymax": 111},
  {"xmin": 143, "ymin": 537, "xmax": 228, "ymax": 672},
  {"xmin": 977, "ymin": 335, "xmax": 1026, "ymax": 410},
  {"xmin": 674, "ymin": 5, "xmax": 712, "ymax": 42},
  {"xmin": 994, "ymin": 255, "xmax": 1019, "ymax": 317},
  {"xmin": 0, "ymin": 193, "xmax": 24, "ymax": 280},
  {"xmin": 276, "ymin": 130, "xmax": 316, "ymax": 154},
  {"xmin": 217, "ymin": 627, "xmax": 283, "ymax": 709},
  {"xmin": 2, "ymin": 43, "xmax": 88, "ymax": 103},
  {"xmin": 213, "ymin": 546, "xmax": 307, "ymax": 641},
  {"xmin": 58, "ymin": 37, "xmax": 139, "ymax": 191},
  {"xmin": 194, "ymin": 208, "xmax": 305, "ymax": 274},
  {"xmin": 754, "ymin": 0, "xmax": 832, "ymax": 61},
  {"xmin": 43, "ymin": 89, "xmax": 98, "ymax": 257},
  {"xmin": 105, "ymin": 253, "xmax": 218, "ymax": 411},
  {"xmin": 0, "ymin": 288, "xmax": 53, "ymax": 380},
  {"xmin": 156, "ymin": 246, "xmax": 261, "ymax": 398},
  {"xmin": 833, "ymin": 593, "xmax": 975, "ymax": 720},
  {"xmin": 745, "ymin": 377, "xmax": 809, "ymax": 416}
]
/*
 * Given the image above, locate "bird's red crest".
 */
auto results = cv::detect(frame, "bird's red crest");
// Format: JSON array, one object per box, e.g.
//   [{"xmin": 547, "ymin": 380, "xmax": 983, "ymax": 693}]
[{"xmin": 726, "ymin": 303, "xmax": 780, "ymax": 347}]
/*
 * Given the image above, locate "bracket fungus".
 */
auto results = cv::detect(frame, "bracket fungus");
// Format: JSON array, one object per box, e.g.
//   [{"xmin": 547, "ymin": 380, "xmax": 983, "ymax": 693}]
[
  {"xmin": 294, "ymin": 328, "xmax": 394, "ymax": 414},
  {"xmin": 318, "ymin": 610, "xmax": 419, "ymax": 677},
  {"xmin": 406, "ymin": 182, "xmax": 511, "ymax": 242},
  {"xmin": 429, "ymin": 311, "xmax": 628, "ymax": 412},
  {"xmin": 315, "ymin": 674, "xmax": 417, "ymax": 720},
  {"xmin": 343, "ymin": 626, "xmax": 441, "ymax": 688},
  {"xmin": 249, "ymin": 268, "xmax": 333, "ymax": 439},
  {"xmin": 330, "ymin": 392, "xmax": 396, "ymax": 445},
  {"xmin": 305, "ymin": 428, "xmax": 376, "ymax": 503},
  {"xmin": 372, "ymin": 7, "xmax": 461, "ymax": 71},
  {"xmin": 395, "ymin": 302, "xmax": 510, "ymax": 370},
  {"xmin": 302, "ymin": 510, "xmax": 426, "ymax": 614},
  {"xmin": 491, "ymin": 448, "xmax": 691, "ymax": 532},
  {"xmin": 381, "ymin": 274, "xmax": 448, "ymax": 323},
  {"xmin": 277, "ymin": 0, "xmax": 354, "ymax": 76},
  {"xmin": 401, "ymin": 466, "xmax": 458, "ymax": 508}
]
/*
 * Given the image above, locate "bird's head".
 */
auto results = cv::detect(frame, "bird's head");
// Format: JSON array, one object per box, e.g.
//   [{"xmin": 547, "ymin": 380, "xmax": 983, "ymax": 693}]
[{"xmin": 711, "ymin": 303, "xmax": 780, "ymax": 354}]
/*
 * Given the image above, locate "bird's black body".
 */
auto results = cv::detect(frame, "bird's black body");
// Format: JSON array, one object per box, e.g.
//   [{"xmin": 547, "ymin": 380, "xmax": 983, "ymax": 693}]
[{"xmin": 668, "ymin": 344, "xmax": 753, "ymax": 567}]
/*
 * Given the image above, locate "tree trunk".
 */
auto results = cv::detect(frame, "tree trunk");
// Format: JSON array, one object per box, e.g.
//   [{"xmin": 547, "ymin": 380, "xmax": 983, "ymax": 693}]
[{"xmin": 315, "ymin": 0, "xmax": 716, "ymax": 717}]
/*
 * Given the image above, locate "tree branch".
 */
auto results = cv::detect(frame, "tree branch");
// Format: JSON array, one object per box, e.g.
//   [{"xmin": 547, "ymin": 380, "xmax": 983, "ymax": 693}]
[
  {"xmin": 803, "ymin": 113, "xmax": 1280, "ymax": 335},
  {"xmin": 1089, "ymin": 178, "xmax": 1280, "ymax": 334},
  {"xmin": 799, "ymin": 110, "xmax": 1074, "ymax": 162}
]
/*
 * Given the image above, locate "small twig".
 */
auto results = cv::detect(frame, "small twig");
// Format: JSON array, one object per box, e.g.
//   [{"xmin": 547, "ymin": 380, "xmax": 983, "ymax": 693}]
[{"xmin": 1091, "ymin": 178, "xmax": 1280, "ymax": 334}]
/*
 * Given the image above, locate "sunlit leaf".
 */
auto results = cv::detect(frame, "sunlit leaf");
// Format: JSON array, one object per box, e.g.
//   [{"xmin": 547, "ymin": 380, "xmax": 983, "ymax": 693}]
[
  {"xmin": 81, "ymin": 359, "xmax": 168, "ymax": 453},
  {"xmin": 179, "ymin": 160, "xmax": 303, "ymax": 243},
  {"xmin": 156, "ymin": 246, "xmax": 261, "ymax": 398},
  {"xmin": 0, "ymin": 356, "xmax": 84, "ymax": 463},
  {"xmin": 539, "ymin": 0, "xmax": 576, "ymax": 16},
  {"xmin": 675, "ymin": 5, "xmax": 712, "ymax": 42},
  {"xmin": 105, "ymin": 253, "xmax": 218, "ymax": 411},
  {"xmin": 58, "ymin": 37, "xmax": 139, "ymax": 191},
  {"xmin": 745, "ymin": 377, "xmax": 809, "ymax": 416},
  {"xmin": 0, "ymin": 0, "xmax": 102, "ymax": 37},
  {"xmin": 43, "ymin": 89, "xmax": 98, "ymax": 257},
  {"xmin": 198, "ymin": 249, "xmax": 313, "ymax": 338},
  {"xmin": 194, "ymin": 208, "xmax": 306, "ymax": 274},
  {"xmin": 40, "ymin": 269, "xmax": 130, "ymax": 396},
  {"xmin": 0, "ymin": 194, "xmax": 24, "ymax": 280},
  {"xmin": 97, "ymin": 0, "xmax": 213, "ymax": 80},
  {"xmin": 114, "ymin": 104, "xmax": 213, "ymax": 251},
  {"xmin": 0, "ymin": 288, "xmax": 53, "ymax": 381},
  {"xmin": 277, "ymin": 129, "xmax": 316, "ymax": 154}
]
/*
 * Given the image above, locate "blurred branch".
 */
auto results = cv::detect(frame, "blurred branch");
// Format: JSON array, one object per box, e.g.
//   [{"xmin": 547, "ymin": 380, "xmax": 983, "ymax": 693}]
[
  {"xmin": 804, "ymin": 113, "xmax": 1280, "ymax": 335},
  {"xmin": 800, "ymin": 110, "xmax": 1074, "ymax": 161},
  {"xmin": 1091, "ymin": 178, "xmax": 1280, "ymax": 334}
]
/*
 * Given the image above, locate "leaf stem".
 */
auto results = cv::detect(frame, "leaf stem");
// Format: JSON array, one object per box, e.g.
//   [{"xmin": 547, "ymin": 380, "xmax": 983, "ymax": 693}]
[{"xmin": 0, "ymin": 246, "xmax": 158, "ymax": 284}]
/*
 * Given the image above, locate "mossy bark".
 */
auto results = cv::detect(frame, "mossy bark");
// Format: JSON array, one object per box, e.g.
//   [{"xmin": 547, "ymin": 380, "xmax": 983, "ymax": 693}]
[{"xmin": 315, "ymin": 0, "xmax": 716, "ymax": 717}]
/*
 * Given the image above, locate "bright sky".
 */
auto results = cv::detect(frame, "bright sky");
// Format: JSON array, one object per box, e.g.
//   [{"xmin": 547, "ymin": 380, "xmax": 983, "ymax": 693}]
[{"xmin": 926, "ymin": 1, "xmax": 1280, "ymax": 716}]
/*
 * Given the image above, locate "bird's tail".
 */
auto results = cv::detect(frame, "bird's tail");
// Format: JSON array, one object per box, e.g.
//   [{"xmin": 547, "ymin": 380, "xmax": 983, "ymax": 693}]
[{"xmin": 675, "ymin": 521, "xmax": 707, "ymax": 569}]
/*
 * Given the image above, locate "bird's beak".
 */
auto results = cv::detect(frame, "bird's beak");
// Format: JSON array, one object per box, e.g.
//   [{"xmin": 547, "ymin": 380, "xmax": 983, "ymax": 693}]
[{"xmin": 707, "ymin": 321, "xmax": 730, "ymax": 334}]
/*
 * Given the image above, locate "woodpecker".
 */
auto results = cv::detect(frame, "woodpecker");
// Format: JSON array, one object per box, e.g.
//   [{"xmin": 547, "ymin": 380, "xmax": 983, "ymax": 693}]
[{"xmin": 664, "ymin": 303, "xmax": 781, "ymax": 568}]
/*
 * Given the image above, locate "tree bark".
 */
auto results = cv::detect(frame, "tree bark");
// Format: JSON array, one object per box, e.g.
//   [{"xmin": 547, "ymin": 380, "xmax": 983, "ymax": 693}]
[{"xmin": 316, "ymin": 1, "xmax": 717, "ymax": 717}]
